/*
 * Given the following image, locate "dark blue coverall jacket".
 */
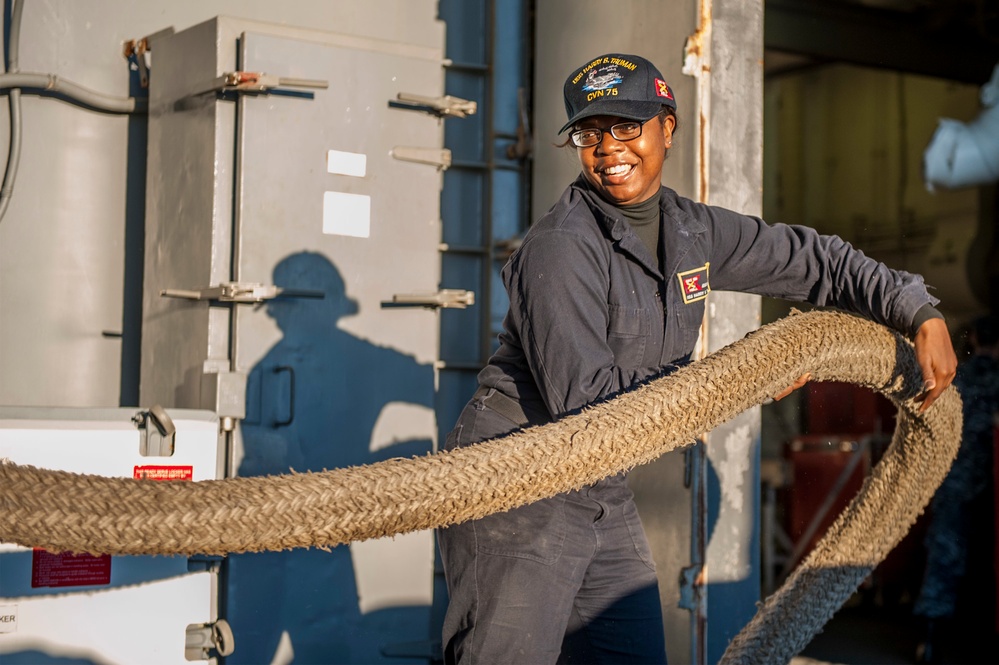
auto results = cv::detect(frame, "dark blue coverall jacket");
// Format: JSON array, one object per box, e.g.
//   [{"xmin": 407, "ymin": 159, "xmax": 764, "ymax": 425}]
[{"xmin": 475, "ymin": 174, "xmax": 937, "ymax": 426}]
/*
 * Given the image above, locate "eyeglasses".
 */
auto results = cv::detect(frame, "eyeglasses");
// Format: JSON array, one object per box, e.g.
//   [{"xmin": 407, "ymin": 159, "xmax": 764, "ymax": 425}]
[{"xmin": 570, "ymin": 121, "xmax": 644, "ymax": 148}]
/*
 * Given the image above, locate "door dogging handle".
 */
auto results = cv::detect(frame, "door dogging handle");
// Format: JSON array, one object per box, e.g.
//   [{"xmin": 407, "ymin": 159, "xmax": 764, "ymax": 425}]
[{"xmin": 384, "ymin": 289, "xmax": 475, "ymax": 310}]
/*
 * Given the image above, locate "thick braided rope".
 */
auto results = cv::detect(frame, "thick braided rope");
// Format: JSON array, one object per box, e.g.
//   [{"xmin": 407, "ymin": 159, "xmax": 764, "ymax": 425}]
[
  {"xmin": 0, "ymin": 310, "xmax": 960, "ymax": 663},
  {"xmin": 718, "ymin": 318, "xmax": 961, "ymax": 663}
]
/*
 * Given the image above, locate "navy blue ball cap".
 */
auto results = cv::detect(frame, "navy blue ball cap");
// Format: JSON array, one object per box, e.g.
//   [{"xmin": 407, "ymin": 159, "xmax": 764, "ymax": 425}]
[{"xmin": 559, "ymin": 53, "xmax": 677, "ymax": 134}]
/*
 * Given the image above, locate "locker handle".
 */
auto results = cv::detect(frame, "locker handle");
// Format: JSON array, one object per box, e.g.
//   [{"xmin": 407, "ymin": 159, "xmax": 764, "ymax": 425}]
[
  {"xmin": 273, "ymin": 366, "xmax": 295, "ymax": 428},
  {"xmin": 148, "ymin": 404, "xmax": 176, "ymax": 437},
  {"xmin": 133, "ymin": 405, "xmax": 176, "ymax": 457}
]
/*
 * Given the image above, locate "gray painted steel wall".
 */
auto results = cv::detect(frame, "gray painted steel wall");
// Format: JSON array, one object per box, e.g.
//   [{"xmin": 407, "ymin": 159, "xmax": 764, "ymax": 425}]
[
  {"xmin": 0, "ymin": 0, "xmax": 444, "ymax": 408},
  {"xmin": 1, "ymin": 3, "xmax": 449, "ymax": 663}
]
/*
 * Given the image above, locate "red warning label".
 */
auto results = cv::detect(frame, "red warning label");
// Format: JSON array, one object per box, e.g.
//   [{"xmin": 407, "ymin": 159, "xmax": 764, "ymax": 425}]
[
  {"xmin": 31, "ymin": 550, "xmax": 111, "ymax": 588},
  {"xmin": 133, "ymin": 465, "xmax": 193, "ymax": 481}
]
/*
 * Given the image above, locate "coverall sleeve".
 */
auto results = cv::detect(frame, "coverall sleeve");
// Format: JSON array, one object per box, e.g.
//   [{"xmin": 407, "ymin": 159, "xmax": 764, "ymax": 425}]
[
  {"xmin": 704, "ymin": 206, "xmax": 938, "ymax": 334},
  {"xmin": 504, "ymin": 228, "xmax": 657, "ymax": 419}
]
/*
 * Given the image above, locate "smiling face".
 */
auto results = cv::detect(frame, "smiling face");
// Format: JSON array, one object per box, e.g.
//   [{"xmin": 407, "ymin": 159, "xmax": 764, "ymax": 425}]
[{"xmin": 575, "ymin": 113, "xmax": 675, "ymax": 206}]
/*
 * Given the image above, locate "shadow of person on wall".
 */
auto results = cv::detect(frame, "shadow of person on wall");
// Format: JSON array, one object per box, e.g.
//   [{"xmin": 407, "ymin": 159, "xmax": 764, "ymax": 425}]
[{"xmin": 226, "ymin": 251, "xmax": 436, "ymax": 664}]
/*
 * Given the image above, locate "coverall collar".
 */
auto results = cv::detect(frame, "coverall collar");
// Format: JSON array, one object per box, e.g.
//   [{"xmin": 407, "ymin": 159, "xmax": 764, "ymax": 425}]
[{"xmin": 570, "ymin": 174, "xmax": 707, "ymax": 278}]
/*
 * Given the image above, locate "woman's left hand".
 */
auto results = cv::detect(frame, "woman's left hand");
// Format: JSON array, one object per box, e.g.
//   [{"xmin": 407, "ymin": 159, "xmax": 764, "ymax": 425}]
[
  {"xmin": 913, "ymin": 317, "xmax": 958, "ymax": 413},
  {"xmin": 773, "ymin": 317, "xmax": 958, "ymax": 411}
]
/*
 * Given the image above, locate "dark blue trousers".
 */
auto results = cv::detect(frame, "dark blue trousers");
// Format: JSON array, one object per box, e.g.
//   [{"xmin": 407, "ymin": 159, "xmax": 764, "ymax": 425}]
[{"xmin": 438, "ymin": 389, "xmax": 667, "ymax": 664}]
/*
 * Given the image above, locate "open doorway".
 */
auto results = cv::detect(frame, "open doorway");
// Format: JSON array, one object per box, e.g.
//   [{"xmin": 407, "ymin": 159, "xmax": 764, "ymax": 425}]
[{"xmin": 760, "ymin": 2, "xmax": 998, "ymax": 662}]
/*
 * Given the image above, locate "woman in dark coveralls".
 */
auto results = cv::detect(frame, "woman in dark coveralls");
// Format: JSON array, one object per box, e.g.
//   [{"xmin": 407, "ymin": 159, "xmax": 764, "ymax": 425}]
[{"xmin": 438, "ymin": 53, "xmax": 957, "ymax": 664}]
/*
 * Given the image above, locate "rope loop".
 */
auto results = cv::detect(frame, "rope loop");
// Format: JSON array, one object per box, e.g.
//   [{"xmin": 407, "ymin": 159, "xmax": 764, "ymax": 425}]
[{"xmin": 0, "ymin": 311, "xmax": 962, "ymax": 664}]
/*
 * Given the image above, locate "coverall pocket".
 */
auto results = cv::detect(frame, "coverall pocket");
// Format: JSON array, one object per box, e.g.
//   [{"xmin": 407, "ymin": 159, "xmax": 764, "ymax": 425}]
[
  {"xmin": 607, "ymin": 305, "xmax": 649, "ymax": 367},
  {"xmin": 475, "ymin": 495, "xmax": 567, "ymax": 565},
  {"xmin": 676, "ymin": 302, "xmax": 705, "ymax": 352},
  {"xmin": 622, "ymin": 500, "xmax": 658, "ymax": 572},
  {"xmin": 445, "ymin": 393, "xmax": 521, "ymax": 451}
]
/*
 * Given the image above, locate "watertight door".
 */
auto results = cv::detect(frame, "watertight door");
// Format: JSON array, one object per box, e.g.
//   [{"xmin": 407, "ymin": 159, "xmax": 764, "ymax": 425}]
[{"xmin": 224, "ymin": 30, "xmax": 445, "ymax": 664}]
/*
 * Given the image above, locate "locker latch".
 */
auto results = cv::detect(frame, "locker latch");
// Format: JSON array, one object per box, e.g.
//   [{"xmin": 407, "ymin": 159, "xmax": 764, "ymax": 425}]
[
  {"xmin": 133, "ymin": 405, "xmax": 176, "ymax": 457},
  {"xmin": 391, "ymin": 92, "xmax": 477, "ymax": 118},
  {"xmin": 185, "ymin": 619, "xmax": 235, "ymax": 660},
  {"xmin": 385, "ymin": 289, "xmax": 475, "ymax": 310},
  {"xmin": 160, "ymin": 282, "xmax": 324, "ymax": 304}
]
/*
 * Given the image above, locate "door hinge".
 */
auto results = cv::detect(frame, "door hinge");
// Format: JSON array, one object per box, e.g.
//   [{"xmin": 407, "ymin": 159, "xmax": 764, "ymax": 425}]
[
  {"xmin": 122, "ymin": 27, "xmax": 175, "ymax": 89},
  {"xmin": 185, "ymin": 619, "xmax": 235, "ymax": 660},
  {"xmin": 200, "ymin": 367, "xmax": 247, "ymax": 426}
]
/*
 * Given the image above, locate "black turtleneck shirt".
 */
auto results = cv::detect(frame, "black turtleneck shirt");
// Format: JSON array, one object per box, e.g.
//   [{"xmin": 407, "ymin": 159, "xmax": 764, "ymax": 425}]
[{"xmin": 618, "ymin": 190, "xmax": 661, "ymax": 270}]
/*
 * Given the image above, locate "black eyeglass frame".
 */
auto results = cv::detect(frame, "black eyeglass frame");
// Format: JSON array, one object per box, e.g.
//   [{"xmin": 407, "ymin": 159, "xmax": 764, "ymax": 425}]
[{"xmin": 569, "ymin": 120, "xmax": 645, "ymax": 148}]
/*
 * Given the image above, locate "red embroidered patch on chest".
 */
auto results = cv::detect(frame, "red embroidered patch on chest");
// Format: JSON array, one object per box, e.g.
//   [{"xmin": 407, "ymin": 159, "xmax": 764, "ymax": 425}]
[{"xmin": 677, "ymin": 263, "xmax": 710, "ymax": 304}]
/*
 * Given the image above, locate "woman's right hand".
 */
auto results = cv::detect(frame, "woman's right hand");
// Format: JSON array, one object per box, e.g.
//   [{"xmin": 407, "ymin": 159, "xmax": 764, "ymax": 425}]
[{"xmin": 773, "ymin": 373, "xmax": 811, "ymax": 401}]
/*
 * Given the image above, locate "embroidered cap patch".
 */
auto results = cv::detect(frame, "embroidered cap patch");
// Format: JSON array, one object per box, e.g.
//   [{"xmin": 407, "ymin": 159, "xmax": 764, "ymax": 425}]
[
  {"xmin": 677, "ymin": 263, "xmax": 710, "ymax": 304},
  {"xmin": 655, "ymin": 78, "xmax": 674, "ymax": 100}
]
